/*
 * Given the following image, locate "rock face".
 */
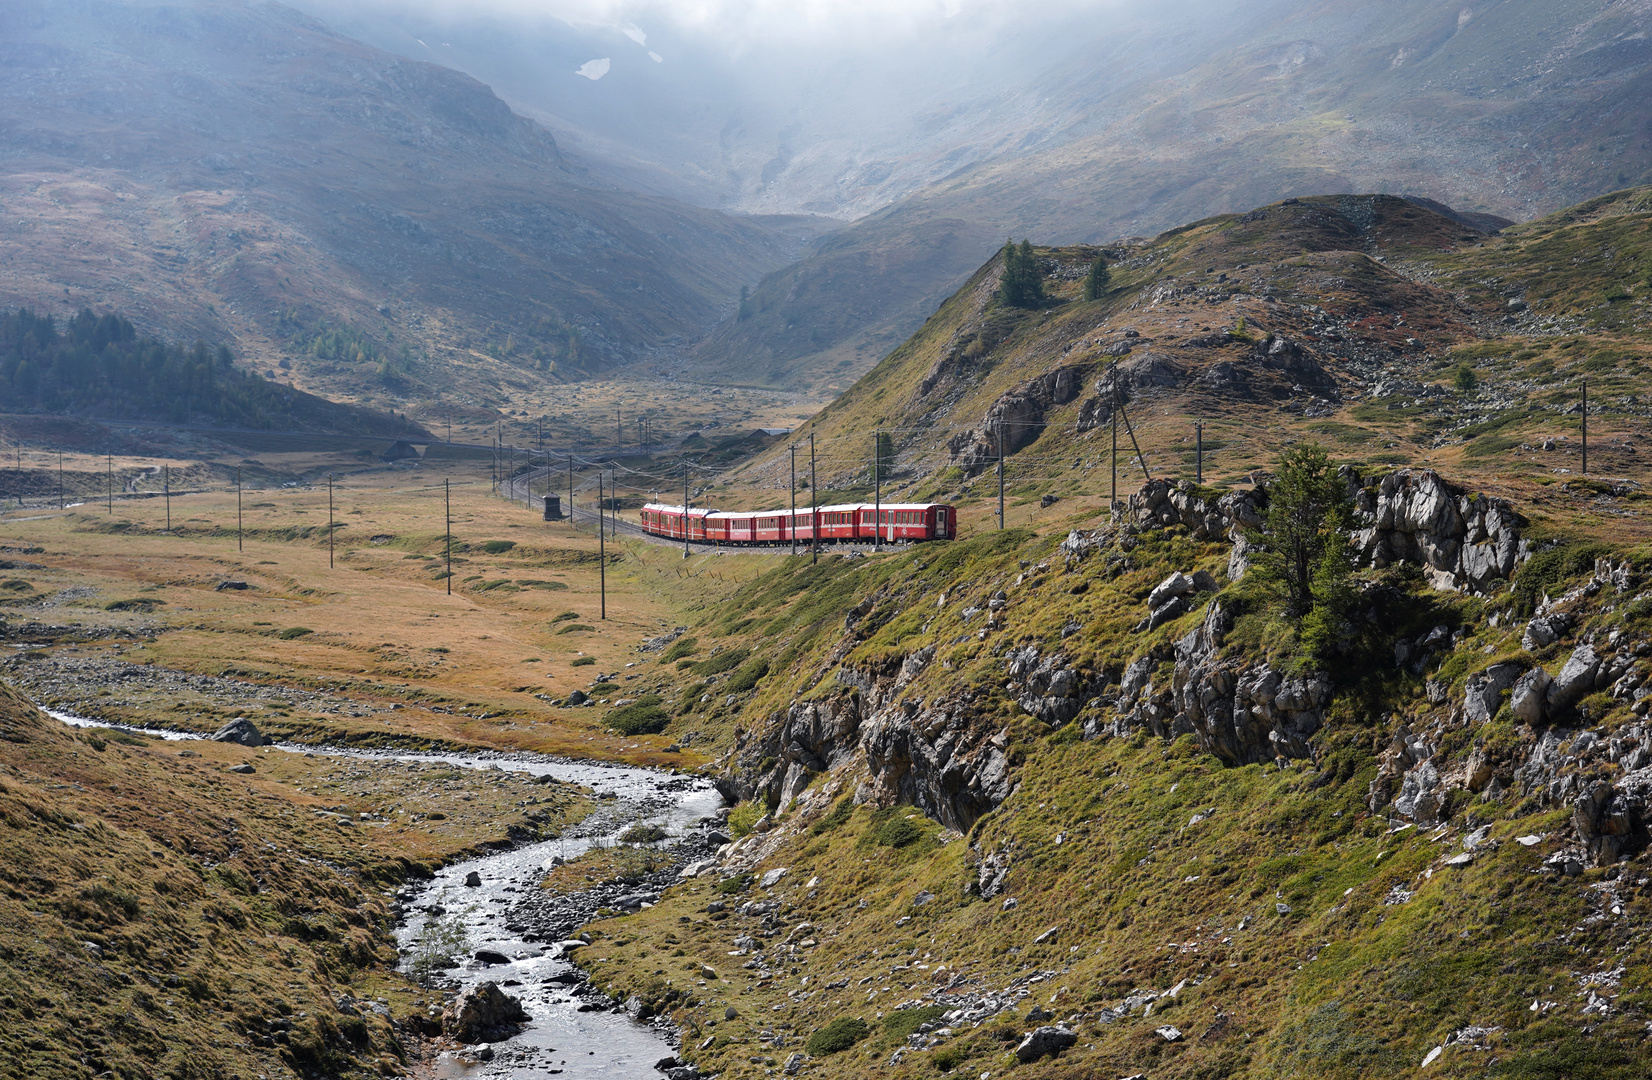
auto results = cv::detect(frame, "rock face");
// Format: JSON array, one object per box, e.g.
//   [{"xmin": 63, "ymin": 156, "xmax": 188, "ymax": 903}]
[
  {"xmin": 948, "ymin": 364, "xmax": 1091, "ymax": 474},
  {"xmin": 1107, "ymin": 603, "xmax": 1330, "ymax": 766},
  {"xmin": 444, "ymin": 982, "xmax": 529, "ymax": 1043},
  {"xmin": 210, "ymin": 717, "xmax": 268, "ymax": 747},
  {"xmin": 1349, "ymin": 469, "xmax": 1526, "ymax": 592},
  {"xmin": 725, "ymin": 650, "xmax": 1013, "ymax": 831}
]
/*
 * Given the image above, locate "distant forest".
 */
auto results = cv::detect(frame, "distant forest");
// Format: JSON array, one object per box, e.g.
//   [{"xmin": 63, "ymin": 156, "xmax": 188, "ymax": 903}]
[{"xmin": 0, "ymin": 309, "xmax": 424, "ymax": 437}]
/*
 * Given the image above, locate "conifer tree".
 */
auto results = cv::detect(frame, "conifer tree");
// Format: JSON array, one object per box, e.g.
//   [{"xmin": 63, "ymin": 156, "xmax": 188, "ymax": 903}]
[
  {"xmin": 997, "ymin": 239, "xmax": 1046, "ymax": 309},
  {"xmin": 1083, "ymin": 254, "xmax": 1111, "ymax": 301}
]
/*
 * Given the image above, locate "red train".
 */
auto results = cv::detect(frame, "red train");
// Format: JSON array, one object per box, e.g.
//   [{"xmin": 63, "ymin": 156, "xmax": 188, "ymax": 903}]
[{"xmin": 638, "ymin": 501, "xmax": 957, "ymax": 546}]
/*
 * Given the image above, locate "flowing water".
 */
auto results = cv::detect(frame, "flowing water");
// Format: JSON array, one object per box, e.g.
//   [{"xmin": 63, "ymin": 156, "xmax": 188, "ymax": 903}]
[{"xmin": 46, "ymin": 709, "xmax": 723, "ymax": 1078}]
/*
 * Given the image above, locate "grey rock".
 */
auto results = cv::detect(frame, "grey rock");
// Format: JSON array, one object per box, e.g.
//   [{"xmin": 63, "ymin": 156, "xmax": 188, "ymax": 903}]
[
  {"xmin": 214, "ymin": 580, "xmax": 250, "ymax": 591},
  {"xmin": 625, "ymin": 995, "xmax": 654, "ymax": 1020},
  {"xmin": 564, "ymin": 689, "xmax": 589, "ymax": 706},
  {"xmin": 1014, "ymin": 1025, "xmax": 1077, "ymax": 1063},
  {"xmin": 228, "ymin": 763, "xmax": 255, "ymax": 775},
  {"xmin": 1546, "ymin": 645, "xmax": 1601, "ymax": 715},
  {"xmin": 1523, "ymin": 613, "xmax": 1573, "ymax": 651},
  {"xmin": 783, "ymin": 1052, "xmax": 805, "ymax": 1075},
  {"xmin": 474, "ymin": 950, "xmax": 510, "ymax": 965},
  {"xmin": 444, "ymin": 982, "xmax": 529, "ymax": 1042},
  {"xmin": 1463, "ymin": 663, "xmax": 1522, "ymax": 724},
  {"xmin": 464, "ymin": 871, "xmax": 483, "ymax": 887},
  {"xmin": 210, "ymin": 717, "xmax": 268, "ymax": 747},
  {"xmin": 1156, "ymin": 1025, "xmax": 1184, "ymax": 1041},
  {"xmin": 1509, "ymin": 666, "xmax": 1552, "ymax": 724},
  {"xmin": 1148, "ymin": 572, "xmax": 1196, "ymax": 611}
]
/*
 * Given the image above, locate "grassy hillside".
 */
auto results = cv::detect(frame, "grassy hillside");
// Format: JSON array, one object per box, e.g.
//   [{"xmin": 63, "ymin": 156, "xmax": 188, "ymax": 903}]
[
  {"xmin": 551, "ymin": 186, "xmax": 1652, "ymax": 1079},
  {"xmin": 722, "ymin": 188, "xmax": 1651, "ymax": 533}
]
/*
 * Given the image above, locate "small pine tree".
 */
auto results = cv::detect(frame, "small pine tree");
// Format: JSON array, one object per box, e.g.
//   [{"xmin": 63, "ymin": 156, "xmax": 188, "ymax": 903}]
[
  {"xmin": 1453, "ymin": 364, "xmax": 1478, "ymax": 392},
  {"xmin": 997, "ymin": 239, "xmax": 1047, "ymax": 309},
  {"xmin": 1246, "ymin": 444, "xmax": 1355, "ymax": 661},
  {"xmin": 1083, "ymin": 255, "xmax": 1110, "ymax": 300}
]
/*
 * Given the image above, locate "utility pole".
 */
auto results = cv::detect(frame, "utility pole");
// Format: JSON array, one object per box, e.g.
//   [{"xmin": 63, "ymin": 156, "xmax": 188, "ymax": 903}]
[
  {"xmin": 107, "ymin": 454, "xmax": 112, "ymax": 514},
  {"xmin": 1582, "ymin": 379, "xmax": 1589, "ymax": 476},
  {"xmin": 617, "ymin": 410, "xmax": 622, "ymax": 452},
  {"xmin": 237, "ymin": 466, "xmax": 243, "ymax": 552},
  {"xmin": 683, "ymin": 461, "xmax": 690, "ymax": 560},
  {"xmin": 1110, "ymin": 358, "xmax": 1118, "ymax": 517},
  {"xmin": 873, "ymin": 431, "xmax": 882, "ymax": 552},
  {"xmin": 57, "ymin": 451, "xmax": 63, "ymax": 510},
  {"xmin": 444, "ymin": 479, "xmax": 452, "ymax": 595},
  {"xmin": 568, "ymin": 454, "xmax": 575, "ymax": 526},
  {"xmin": 598, "ymin": 472, "xmax": 607, "ymax": 620},
  {"xmin": 997, "ymin": 422, "xmax": 1005, "ymax": 531},
  {"xmin": 810, "ymin": 434, "xmax": 818, "ymax": 565},
  {"xmin": 163, "ymin": 465, "xmax": 170, "ymax": 532},
  {"xmin": 1195, "ymin": 421, "xmax": 1203, "ymax": 484},
  {"xmin": 789, "ymin": 443, "xmax": 798, "ymax": 557},
  {"xmin": 327, "ymin": 473, "xmax": 335, "ymax": 568}
]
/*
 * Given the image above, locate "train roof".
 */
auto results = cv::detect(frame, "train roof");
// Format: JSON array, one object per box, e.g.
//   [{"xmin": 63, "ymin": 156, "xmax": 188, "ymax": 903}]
[{"xmin": 641, "ymin": 503, "xmax": 718, "ymax": 518}]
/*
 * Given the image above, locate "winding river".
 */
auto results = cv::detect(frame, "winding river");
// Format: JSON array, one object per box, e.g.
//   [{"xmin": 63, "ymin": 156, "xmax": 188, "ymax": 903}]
[{"xmin": 46, "ymin": 709, "xmax": 721, "ymax": 1079}]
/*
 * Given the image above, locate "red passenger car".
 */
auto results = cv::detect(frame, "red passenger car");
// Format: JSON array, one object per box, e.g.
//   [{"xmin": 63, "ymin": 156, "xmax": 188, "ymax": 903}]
[{"xmin": 640, "ymin": 501, "xmax": 956, "ymax": 546}]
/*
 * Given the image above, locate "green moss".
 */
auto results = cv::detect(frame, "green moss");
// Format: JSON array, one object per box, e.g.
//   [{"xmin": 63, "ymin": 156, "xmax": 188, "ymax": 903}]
[{"xmin": 805, "ymin": 1017, "xmax": 870, "ymax": 1055}]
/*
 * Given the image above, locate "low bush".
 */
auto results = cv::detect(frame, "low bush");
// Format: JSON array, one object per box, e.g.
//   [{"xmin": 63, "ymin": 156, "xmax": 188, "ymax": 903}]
[
  {"xmin": 805, "ymin": 1017, "xmax": 870, "ymax": 1056},
  {"xmin": 725, "ymin": 658, "xmax": 770, "ymax": 693},
  {"xmin": 661, "ymin": 636, "xmax": 699, "ymax": 663},
  {"xmin": 278, "ymin": 627, "xmax": 313, "ymax": 640},
  {"xmin": 606, "ymin": 697, "xmax": 669, "ymax": 736},
  {"xmin": 691, "ymin": 648, "xmax": 750, "ymax": 677},
  {"xmin": 480, "ymin": 540, "xmax": 517, "ymax": 554}
]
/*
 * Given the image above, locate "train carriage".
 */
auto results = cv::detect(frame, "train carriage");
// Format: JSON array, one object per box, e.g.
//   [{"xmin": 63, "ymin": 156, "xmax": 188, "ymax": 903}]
[{"xmin": 640, "ymin": 501, "xmax": 955, "ymax": 546}]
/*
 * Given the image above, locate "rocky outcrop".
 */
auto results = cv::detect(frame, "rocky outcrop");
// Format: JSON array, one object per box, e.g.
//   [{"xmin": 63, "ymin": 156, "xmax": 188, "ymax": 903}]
[
  {"xmin": 727, "ymin": 650, "xmax": 1012, "ymax": 831},
  {"xmin": 1102, "ymin": 603, "xmax": 1330, "ymax": 766},
  {"xmin": 1004, "ymin": 645, "xmax": 1093, "ymax": 726},
  {"xmin": 948, "ymin": 365, "xmax": 1091, "ymax": 474},
  {"xmin": 1349, "ymin": 469, "xmax": 1526, "ymax": 592},
  {"xmin": 444, "ymin": 982, "xmax": 529, "ymax": 1043},
  {"xmin": 1074, "ymin": 353, "xmax": 1183, "ymax": 434}
]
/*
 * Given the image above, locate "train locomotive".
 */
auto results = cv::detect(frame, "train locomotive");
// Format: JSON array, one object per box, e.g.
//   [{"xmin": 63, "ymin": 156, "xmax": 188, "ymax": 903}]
[{"xmin": 638, "ymin": 501, "xmax": 957, "ymax": 546}]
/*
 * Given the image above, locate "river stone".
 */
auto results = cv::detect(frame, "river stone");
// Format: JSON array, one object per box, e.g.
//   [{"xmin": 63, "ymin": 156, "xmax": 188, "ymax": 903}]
[
  {"xmin": 210, "ymin": 717, "xmax": 268, "ymax": 747},
  {"xmin": 474, "ymin": 950, "xmax": 510, "ymax": 966},
  {"xmin": 1015, "ymin": 1026, "xmax": 1077, "ymax": 1063},
  {"xmin": 444, "ymin": 982, "xmax": 529, "ymax": 1042},
  {"xmin": 229, "ymin": 763, "xmax": 255, "ymax": 775},
  {"xmin": 464, "ymin": 871, "xmax": 483, "ymax": 887}
]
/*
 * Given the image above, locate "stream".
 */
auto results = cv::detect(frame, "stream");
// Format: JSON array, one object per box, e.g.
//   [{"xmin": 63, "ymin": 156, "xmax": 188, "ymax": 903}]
[{"xmin": 45, "ymin": 709, "xmax": 724, "ymax": 1079}]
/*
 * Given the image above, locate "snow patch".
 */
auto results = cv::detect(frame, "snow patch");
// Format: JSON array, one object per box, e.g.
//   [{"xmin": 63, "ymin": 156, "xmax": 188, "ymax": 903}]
[
  {"xmin": 575, "ymin": 58, "xmax": 611, "ymax": 81},
  {"xmin": 648, "ymin": 51, "xmax": 664, "ymax": 63}
]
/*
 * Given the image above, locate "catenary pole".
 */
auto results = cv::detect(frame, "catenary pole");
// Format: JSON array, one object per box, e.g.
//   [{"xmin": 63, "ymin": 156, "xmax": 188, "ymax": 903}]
[
  {"xmin": 1582, "ymin": 379, "xmax": 1589, "ymax": 475},
  {"xmin": 997, "ymin": 423, "xmax": 1005, "ymax": 530},
  {"xmin": 873, "ymin": 432, "xmax": 882, "ymax": 552},
  {"xmin": 598, "ymin": 472, "xmax": 607, "ymax": 620},
  {"xmin": 327, "ymin": 474, "xmax": 335, "ymax": 568},
  {"xmin": 790, "ymin": 444, "xmax": 798, "ymax": 557},
  {"xmin": 444, "ymin": 479, "xmax": 452, "ymax": 595},
  {"xmin": 163, "ymin": 465, "xmax": 170, "ymax": 532},
  {"xmin": 237, "ymin": 466, "xmax": 243, "ymax": 552},
  {"xmin": 810, "ymin": 434, "xmax": 818, "ymax": 565}
]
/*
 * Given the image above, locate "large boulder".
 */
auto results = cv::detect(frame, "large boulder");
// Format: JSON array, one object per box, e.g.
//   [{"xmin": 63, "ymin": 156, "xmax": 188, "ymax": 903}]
[
  {"xmin": 1572, "ymin": 781, "xmax": 1647, "ymax": 866},
  {"xmin": 1509, "ymin": 667, "xmax": 1552, "ymax": 724},
  {"xmin": 444, "ymin": 982, "xmax": 530, "ymax": 1042},
  {"xmin": 210, "ymin": 717, "xmax": 268, "ymax": 747},
  {"xmin": 1546, "ymin": 645, "xmax": 1602, "ymax": 716},
  {"xmin": 1015, "ymin": 1026, "xmax": 1078, "ymax": 1063}
]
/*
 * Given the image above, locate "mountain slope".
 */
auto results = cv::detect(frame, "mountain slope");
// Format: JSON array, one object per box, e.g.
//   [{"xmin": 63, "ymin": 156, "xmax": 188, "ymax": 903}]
[
  {"xmin": 694, "ymin": 0, "xmax": 1652, "ymax": 392},
  {"xmin": 0, "ymin": 0, "xmax": 808, "ymax": 407}
]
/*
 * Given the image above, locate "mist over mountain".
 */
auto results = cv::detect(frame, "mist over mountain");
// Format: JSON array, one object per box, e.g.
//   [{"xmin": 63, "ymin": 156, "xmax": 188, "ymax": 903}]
[{"xmin": 296, "ymin": 0, "xmax": 1652, "ymax": 394}]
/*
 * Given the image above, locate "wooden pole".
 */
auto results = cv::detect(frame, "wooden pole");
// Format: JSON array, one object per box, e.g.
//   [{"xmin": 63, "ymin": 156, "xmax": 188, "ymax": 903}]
[
  {"xmin": 598, "ymin": 472, "xmax": 607, "ymax": 620},
  {"xmin": 873, "ymin": 432, "xmax": 881, "ymax": 551},
  {"xmin": 444, "ymin": 479, "xmax": 452, "ymax": 595},
  {"xmin": 163, "ymin": 465, "xmax": 170, "ymax": 531},
  {"xmin": 237, "ymin": 466, "xmax": 243, "ymax": 552},
  {"xmin": 810, "ymin": 434, "xmax": 818, "ymax": 565},
  {"xmin": 327, "ymin": 474, "xmax": 335, "ymax": 568},
  {"xmin": 997, "ymin": 423, "xmax": 1005, "ymax": 530},
  {"xmin": 790, "ymin": 444, "xmax": 798, "ymax": 557},
  {"xmin": 1582, "ymin": 379, "xmax": 1589, "ymax": 475}
]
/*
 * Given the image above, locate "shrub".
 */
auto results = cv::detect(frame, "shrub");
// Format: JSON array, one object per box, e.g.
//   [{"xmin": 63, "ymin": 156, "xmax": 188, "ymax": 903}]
[
  {"xmin": 810, "ymin": 797, "xmax": 854, "ymax": 836},
  {"xmin": 1511, "ymin": 542, "xmax": 1612, "ymax": 616},
  {"xmin": 728, "ymin": 802, "xmax": 763, "ymax": 837},
  {"xmin": 606, "ymin": 697, "xmax": 669, "ymax": 736},
  {"xmin": 557, "ymin": 624, "xmax": 595, "ymax": 634},
  {"xmin": 873, "ymin": 816, "xmax": 925, "ymax": 848},
  {"xmin": 691, "ymin": 648, "xmax": 750, "ymax": 677},
  {"xmin": 805, "ymin": 1017, "xmax": 870, "ymax": 1056},
  {"xmin": 883, "ymin": 1005, "xmax": 948, "ymax": 1038},
  {"xmin": 278, "ymin": 627, "xmax": 313, "ymax": 640},
  {"xmin": 1453, "ymin": 364, "xmax": 1478, "ymax": 391},
  {"xmin": 480, "ymin": 539, "xmax": 517, "ymax": 554},
  {"xmin": 105, "ymin": 598, "xmax": 164, "ymax": 612},
  {"xmin": 618, "ymin": 823, "xmax": 669, "ymax": 844},
  {"xmin": 725, "ymin": 658, "xmax": 770, "ymax": 693},
  {"xmin": 718, "ymin": 873, "xmax": 753, "ymax": 895},
  {"xmin": 571, "ymin": 656, "xmax": 597, "ymax": 667},
  {"xmin": 660, "ymin": 636, "xmax": 699, "ymax": 664},
  {"xmin": 551, "ymin": 611, "xmax": 582, "ymax": 623}
]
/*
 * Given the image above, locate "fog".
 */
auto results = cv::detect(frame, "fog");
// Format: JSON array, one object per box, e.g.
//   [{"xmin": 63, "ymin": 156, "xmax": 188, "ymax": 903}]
[{"xmin": 293, "ymin": 0, "xmax": 1256, "ymax": 216}]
